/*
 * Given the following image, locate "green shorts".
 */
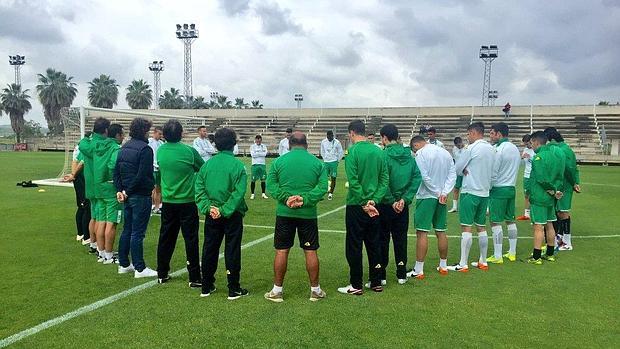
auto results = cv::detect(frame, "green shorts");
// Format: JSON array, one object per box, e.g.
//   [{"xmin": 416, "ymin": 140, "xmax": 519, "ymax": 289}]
[
  {"xmin": 154, "ymin": 170, "xmax": 161, "ymax": 186},
  {"xmin": 100, "ymin": 198, "xmax": 123, "ymax": 223},
  {"xmin": 531, "ymin": 204, "xmax": 557, "ymax": 225},
  {"xmin": 325, "ymin": 161, "xmax": 339, "ymax": 178},
  {"xmin": 459, "ymin": 193, "xmax": 489, "ymax": 227},
  {"xmin": 251, "ymin": 164, "xmax": 267, "ymax": 181},
  {"xmin": 90, "ymin": 198, "xmax": 99, "ymax": 220},
  {"xmin": 455, "ymin": 175, "xmax": 463, "ymax": 190},
  {"xmin": 556, "ymin": 188, "xmax": 573, "ymax": 212},
  {"xmin": 489, "ymin": 196, "xmax": 515, "ymax": 223},
  {"xmin": 414, "ymin": 198, "xmax": 447, "ymax": 232}
]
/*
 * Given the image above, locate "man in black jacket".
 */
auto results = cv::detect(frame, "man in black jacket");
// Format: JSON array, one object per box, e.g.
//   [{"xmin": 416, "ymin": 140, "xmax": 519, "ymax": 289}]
[{"xmin": 113, "ymin": 118, "xmax": 157, "ymax": 278}]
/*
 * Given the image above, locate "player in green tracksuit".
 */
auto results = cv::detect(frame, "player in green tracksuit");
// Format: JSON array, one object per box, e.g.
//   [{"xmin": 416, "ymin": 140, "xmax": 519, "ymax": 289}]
[
  {"xmin": 338, "ymin": 120, "xmax": 389, "ymax": 295},
  {"xmin": 264, "ymin": 131, "xmax": 328, "ymax": 302},
  {"xmin": 93, "ymin": 124, "xmax": 124, "ymax": 264},
  {"xmin": 78, "ymin": 118, "xmax": 110, "ymax": 255},
  {"xmin": 377, "ymin": 124, "xmax": 421, "ymax": 284},
  {"xmin": 545, "ymin": 127, "xmax": 581, "ymax": 251},
  {"xmin": 195, "ymin": 128, "xmax": 249, "ymax": 300},
  {"xmin": 527, "ymin": 131, "xmax": 565, "ymax": 265}
]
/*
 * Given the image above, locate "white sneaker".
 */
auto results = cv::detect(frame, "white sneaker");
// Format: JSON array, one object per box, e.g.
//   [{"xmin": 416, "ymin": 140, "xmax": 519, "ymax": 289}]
[
  {"xmin": 118, "ymin": 264, "xmax": 135, "ymax": 274},
  {"xmin": 328, "ymin": 193, "xmax": 333, "ymax": 201},
  {"xmin": 97, "ymin": 255, "xmax": 105, "ymax": 263},
  {"xmin": 558, "ymin": 245, "xmax": 573, "ymax": 251},
  {"xmin": 81, "ymin": 238, "xmax": 91, "ymax": 246},
  {"xmin": 103, "ymin": 256, "xmax": 119, "ymax": 265},
  {"xmin": 76, "ymin": 235, "xmax": 83, "ymax": 241},
  {"xmin": 364, "ymin": 280, "xmax": 387, "ymax": 288},
  {"xmin": 397, "ymin": 278, "xmax": 408, "ymax": 285},
  {"xmin": 448, "ymin": 208, "xmax": 457, "ymax": 213},
  {"xmin": 250, "ymin": 194, "xmax": 255, "ymax": 200},
  {"xmin": 337, "ymin": 285, "xmax": 363, "ymax": 295},
  {"xmin": 135, "ymin": 267, "xmax": 158, "ymax": 278},
  {"xmin": 261, "ymin": 193, "xmax": 269, "ymax": 199},
  {"xmin": 406, "ymin": 270, "xmax": 425, "ymax": 279}
]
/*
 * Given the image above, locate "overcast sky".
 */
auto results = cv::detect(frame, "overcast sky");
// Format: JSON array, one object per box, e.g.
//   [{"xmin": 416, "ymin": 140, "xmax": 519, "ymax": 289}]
[{"xmin": 1, "ymin": 0, "xmax": 619, "ymax": 126}]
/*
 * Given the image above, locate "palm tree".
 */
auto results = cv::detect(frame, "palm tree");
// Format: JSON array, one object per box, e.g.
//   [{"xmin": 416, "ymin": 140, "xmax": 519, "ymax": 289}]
[
  {"xmin": 88, "ymin": 74, "xmax": 119, "ymax": 108},
  {"xmin": 158, "ymin": 88, "xmax": 185, "ymax": 109},
  {"xmin": 125, "ymin": 79, "xmax": 153, "ymax": 109},
  {"xmin": 207, "ymin": 100, "xmax": 218, "ymax": 109},
  {"xmin": 216, "ymin": 95, "xmax": 233, "ymax": 109},
  {"xmin": 36, "ymin": 68, "xmax": 78, "ymax": 135},
  {"xmin": 251, "ymin": 100, "xmax": 263, "ymax": 109},
  {"xmin": 0, "ymin": 84, "xmax": 32, "ymax": 143},
  {"xmin": 234, "ymin": 97, "xmax": 248, "ymax": 109},
  {"xmin": 190, "ymin": 96, "xmax": 209, "ymax": 109}
]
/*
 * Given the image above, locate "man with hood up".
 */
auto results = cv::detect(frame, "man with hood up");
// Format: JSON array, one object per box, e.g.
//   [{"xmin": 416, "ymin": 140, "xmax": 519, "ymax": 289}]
[
  {"xmin": 374, "ymin": 124, "xmax": 421, "ymax": 286},
  {"xmin": 93, "ymin": 123, "xmax": 124, "ymax": 264}
]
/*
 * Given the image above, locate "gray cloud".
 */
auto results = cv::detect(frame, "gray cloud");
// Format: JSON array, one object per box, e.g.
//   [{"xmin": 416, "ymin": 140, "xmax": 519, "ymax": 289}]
[
  {"xmin": 0, "ymin": 1, "xmax": 66, "ymax": 43},
  {"xmin": 218, "ymin": 0, "xmax": 250, "ymax": 16},
  {"xmin": 325, "ymin": 32, "xmax": 365, "ymax": 67},
  {"xmin": 254, "ymin": 1, "xmax": 303, "ymax": 36}
]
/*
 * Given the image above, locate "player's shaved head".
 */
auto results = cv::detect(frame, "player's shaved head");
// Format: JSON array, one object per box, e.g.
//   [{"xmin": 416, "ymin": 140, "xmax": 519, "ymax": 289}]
[{"xmin": 289, "ymin": 131, "xmax": 307, "ymax": 149}]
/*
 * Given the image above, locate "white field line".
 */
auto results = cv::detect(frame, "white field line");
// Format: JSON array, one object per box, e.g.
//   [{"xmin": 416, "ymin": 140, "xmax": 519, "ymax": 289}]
[
  {"xmin": 0, "ymin": 205, "xmax": 346, "ymax": 348},
  {"xmin": 581, "ymin": 182, "xmax": 620, "ymax": 188}
]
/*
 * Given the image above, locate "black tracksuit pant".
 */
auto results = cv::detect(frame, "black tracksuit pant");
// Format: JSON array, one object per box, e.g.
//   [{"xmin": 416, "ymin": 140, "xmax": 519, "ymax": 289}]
[
  {"xmin": 377, "ymin": 203, "xmax": 409, "ymax": 280},
  {"xmin": 345, "ymin": 205, "xmax": 381, "ymax": 289},
  {"xmin": 73, "ymin": 172, "xmax": 90, "ymax": 240},
  {"xmin": 201, "ymin": 211, "xmax": 243, "ymax": 292},
  {"xmin": 157, "ymin": 202, "xmax": 201, "ymax": 282}
]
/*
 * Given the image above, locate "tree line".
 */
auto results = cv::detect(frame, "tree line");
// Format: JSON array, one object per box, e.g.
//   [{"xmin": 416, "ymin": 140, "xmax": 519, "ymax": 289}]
[{"xmin": 0, "ymin": 68, "xmax": 264, "ymax": 142}]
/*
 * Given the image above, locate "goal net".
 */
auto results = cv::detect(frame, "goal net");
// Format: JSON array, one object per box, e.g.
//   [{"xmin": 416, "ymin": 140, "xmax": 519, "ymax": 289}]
[{"xmin": 35, "ymin": 106, "xmax": 213, "ymax": 187}]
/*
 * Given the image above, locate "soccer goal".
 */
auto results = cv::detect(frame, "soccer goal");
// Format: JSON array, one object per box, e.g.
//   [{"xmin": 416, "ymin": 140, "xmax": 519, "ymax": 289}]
[{"xmin": 34, "ymin": 106, "xmax": 214, "ymax": 187}]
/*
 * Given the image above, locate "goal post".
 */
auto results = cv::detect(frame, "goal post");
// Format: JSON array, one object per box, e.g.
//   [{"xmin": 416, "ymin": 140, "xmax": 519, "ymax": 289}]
[{"xmin": 34, "ymin": 106, "xmax": 213, "ymax": 187}]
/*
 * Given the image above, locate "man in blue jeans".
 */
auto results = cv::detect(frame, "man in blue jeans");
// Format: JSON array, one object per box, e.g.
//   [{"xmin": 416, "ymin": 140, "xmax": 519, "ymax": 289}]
[{"xmin": 113, "ymin": 117, "xmax": 158, "ymax": 278}]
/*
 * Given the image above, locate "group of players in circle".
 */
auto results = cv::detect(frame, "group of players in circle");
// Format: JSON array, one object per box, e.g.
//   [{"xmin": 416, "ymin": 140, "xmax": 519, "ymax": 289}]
[{"xmin": 64, "ymin": 116, "xmax": 579, "ymax": 301}]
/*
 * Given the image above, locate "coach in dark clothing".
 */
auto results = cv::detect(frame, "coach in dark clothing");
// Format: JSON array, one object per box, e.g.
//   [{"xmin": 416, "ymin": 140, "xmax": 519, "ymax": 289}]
[{"xmin": 113, "ymin": 118, "xmax": 156, "ymax": 276}]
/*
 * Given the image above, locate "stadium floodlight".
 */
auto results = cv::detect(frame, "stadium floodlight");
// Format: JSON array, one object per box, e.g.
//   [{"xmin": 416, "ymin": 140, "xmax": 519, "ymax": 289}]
[
  {"xmin": 210, "ymin": 91, "xmax": 219, "ymax": 100},
  {"xmin": 294, "ymin": 93, "xmax": 303, "ymax": 109},
  {"xmin": 479, "ymin": 44, "xmax": 499, "ymax": 106},
  {"xmin": 8, "ymin": 54, "xmax": 25, "ymax": 86},
  {"xmin": 148, "ymin": 60, "xmax": 164, "ymax": 109},
  {"xmin": 176, "ymin": 23, "xmax": 199, "ymax": 106},
  {"xmin": 488, "ymin": 90, "xmax": 499, "ymax": 106}
]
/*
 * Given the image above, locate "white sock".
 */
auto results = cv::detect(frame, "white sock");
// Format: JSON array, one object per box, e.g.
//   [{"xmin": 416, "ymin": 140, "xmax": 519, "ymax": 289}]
[
  {"xmin": 452, "ymin": 200, "xmax": 458, "ymax": 210},
  {"xmin": 459, "ymin": 232, "xmax": 472, "ymax": 266},
  {"xmin": 151, "ymin": 204, "xmax": 155, "ymax": 210},
  {"xmin": 525, "ymin": 208, "xmax": 530, "ymax": 217},
  {"xmin": 491, "ymin": 225, "xmax": 503, "ymax": 259},
  {"xmin": 478, "ymin": 231, "xmax": 488, "ymax": 263},
  {"xmin": 272, "ymin": 285, "xmax": 283, "ymax": 294},
  {"xmin": 563, "ymin": 233, "xmax": 572, "ymax": 246},
  {"xmin": 90, "ymin": 242, "xmax": 97, "ymax": 248},
  {"xmin": 98, "ymin": 248, "xmax": 104, "ymax": 257},
  {"xmin": 507, "ymin": 223, "xmax": 518, "ymax": 255},
  {"xmin": 439, "ymin": 259, "xmax": 447, "ymax": 269},
  {"xmin": 414, "ymin": 261, "xmax": 424, "ymax": 274},
  {"xmin": 105, "ymin": 251, "xmax": 113, "ymax": 259},
  {"xmin": 311, "ymin": 285, "xmax": 321, "ymax": 293},
  {"xmin": 158, "ymin": 203, "xmax": 162, "ymax": 209}
]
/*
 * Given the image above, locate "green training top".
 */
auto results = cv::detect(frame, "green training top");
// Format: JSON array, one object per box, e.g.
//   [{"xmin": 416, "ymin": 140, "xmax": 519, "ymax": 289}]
[
  {"xmin": 157, "ymin": 142, "xmax": 204, "ymax": 204},
  {"xmin": 345, "ymin": 140, "xmax": 389, "ymax": 206},
  {"xmin": 195, "ymin": 151, "xmax": 248, "ymax": 217},
  {"xmin": 266, "ymin": 147, "xmax": 328, "ymax": 219},
  {"xmin": 529, "ymin": 144, "xmax": 566, "ymax": 207},
  {"xmin": 549, "ymin": 140, "xmax": 580, "ymax": 189},
  {"xmin": 381, "ymin": 143, "xmax": 421, "ymax": 205},
  {"xmin": 79, "ymin": 133, "xmax": 106, "ymax": 199},
  {"xmin": 94, "ymin": 137, "xmax": 121, "ymax": 199}
]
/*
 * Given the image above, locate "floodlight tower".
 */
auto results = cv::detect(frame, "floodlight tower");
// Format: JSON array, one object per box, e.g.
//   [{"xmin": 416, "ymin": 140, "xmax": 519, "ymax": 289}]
[
  {"xmin": 488, "ymin": 90, "xmax": 498, "ymax": 106},
  {"xmin": 176, "ymin": 23, "xmax": 199, "ymax": 105},
  {"xmin": 8, "ymin": 55, "xmax": 26, "ymax": 86},
  {"xmin": 148, "ymin": 60, "xmax": 164, "ymax": 109},
  {"xmin": 479, "ymin": 45, "xmax": 498, "ymax": 106},
  {"xmin": 294, "ymin": 93, "xmax": 303, "ymax": 109}
]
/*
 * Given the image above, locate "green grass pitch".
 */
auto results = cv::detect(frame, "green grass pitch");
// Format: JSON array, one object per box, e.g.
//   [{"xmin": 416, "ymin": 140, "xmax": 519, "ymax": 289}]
[{"xmin": 1, "ymin": 152, "xmax": 619, "ymax": 348}]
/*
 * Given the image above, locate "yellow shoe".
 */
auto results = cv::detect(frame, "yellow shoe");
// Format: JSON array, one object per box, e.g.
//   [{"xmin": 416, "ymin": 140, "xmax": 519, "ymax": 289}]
[
  {"xmin": 502, "ymin": 253, "xmax": 516, "ymax": 262},
  {"xmin": 486, "ymin": 256, "xmax": 504, "ymax": 264}
]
